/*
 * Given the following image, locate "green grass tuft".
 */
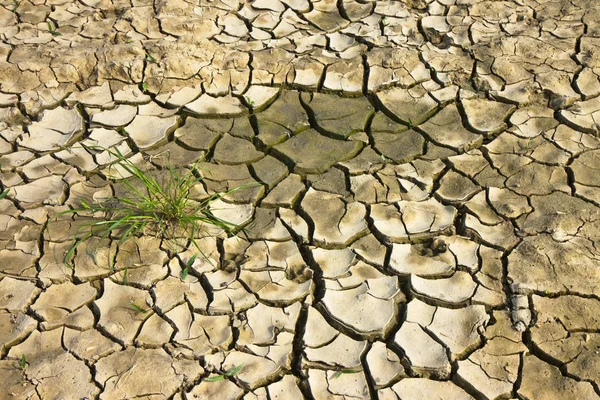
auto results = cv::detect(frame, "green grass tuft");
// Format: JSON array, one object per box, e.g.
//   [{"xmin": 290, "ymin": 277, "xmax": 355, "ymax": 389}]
[
  {"xmin": 205, "ymin": 364, "xmax": 244, "ymax": 382},
  {"xmin": 61, "ymin": 146, "xmax": 244, "ymax": 268}
]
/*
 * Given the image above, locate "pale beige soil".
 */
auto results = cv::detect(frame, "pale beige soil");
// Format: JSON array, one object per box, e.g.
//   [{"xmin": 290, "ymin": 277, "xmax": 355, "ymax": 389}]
[{"xmin": 1, "ymin": 0, "xmax": 600, "ymax": 398}]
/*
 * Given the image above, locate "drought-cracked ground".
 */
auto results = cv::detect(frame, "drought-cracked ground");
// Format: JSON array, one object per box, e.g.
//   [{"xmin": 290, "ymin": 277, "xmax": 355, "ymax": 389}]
[{"xmin": 1, "ymin": 0, "xmax": 600, "ymax": 399}]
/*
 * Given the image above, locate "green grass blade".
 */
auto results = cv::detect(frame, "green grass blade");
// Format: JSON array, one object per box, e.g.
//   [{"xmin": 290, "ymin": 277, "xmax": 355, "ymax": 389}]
[
  {"xmin": 98, "ymin": 218, "xmax": 129, "ymax": 240},
  {"xmin": 64, "ymin": 236, "xmax": 89, "ymax": 268},
  {"xmin": 129, "ymin": 303, "xmax": 146, "ymax": 313},
  {"xmin": 225, "ymin": 364, "xmax": 244, "ymax": 376},
  {"xmin": 190, "ymin": 238, "xmax": 215, "ymax": 267},
  {"xmin": 116, "ymin": 221, "xmax": 144, "ymax": 245},
  {"xmin": 180, "ymin": 267, "xmax": 188, "ymax": 281},
  {"xmin": 187, "ymin": 253, "xmax": 198, "ymax": 268}
]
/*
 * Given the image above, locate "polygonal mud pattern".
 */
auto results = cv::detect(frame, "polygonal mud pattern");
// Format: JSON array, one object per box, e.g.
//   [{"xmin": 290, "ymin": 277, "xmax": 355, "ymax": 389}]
[{"xmin": 2, "ymin": 0, "xmax": 600, "ymax": 398}]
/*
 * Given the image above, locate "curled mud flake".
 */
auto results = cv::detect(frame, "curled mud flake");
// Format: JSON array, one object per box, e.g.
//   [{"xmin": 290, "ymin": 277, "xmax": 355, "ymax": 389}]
[
  {"xmin": 394, "ymin": 321, "xmax": 451, "ymax": 378},
  {"xmin": 321, "ymin": 277, "xmax": 404, "ymax": 338}
]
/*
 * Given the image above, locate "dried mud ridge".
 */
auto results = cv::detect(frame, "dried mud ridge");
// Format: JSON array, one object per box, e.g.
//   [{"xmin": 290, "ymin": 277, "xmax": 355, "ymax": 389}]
[{"xmin": 2, "ymin": 0, "xmax": 600, "ymax": 399}]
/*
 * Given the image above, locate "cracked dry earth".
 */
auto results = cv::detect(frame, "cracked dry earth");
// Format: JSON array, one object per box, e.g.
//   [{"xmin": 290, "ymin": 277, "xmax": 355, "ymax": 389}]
[{"xmin": 2, "ymin": 0, "xmax": 600, "ymax": 400}]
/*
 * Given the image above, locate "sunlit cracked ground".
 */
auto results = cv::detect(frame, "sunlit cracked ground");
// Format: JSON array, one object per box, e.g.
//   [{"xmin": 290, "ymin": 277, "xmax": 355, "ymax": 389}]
[{"xmin": 1, "ymin": 0, "xmax": 600, "ymax": 399}]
